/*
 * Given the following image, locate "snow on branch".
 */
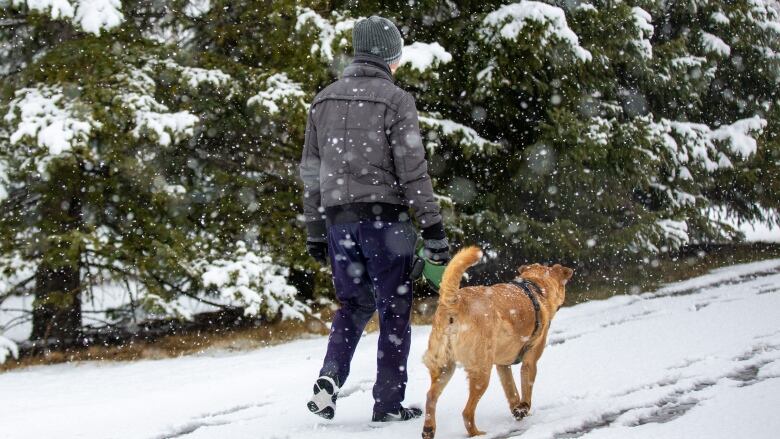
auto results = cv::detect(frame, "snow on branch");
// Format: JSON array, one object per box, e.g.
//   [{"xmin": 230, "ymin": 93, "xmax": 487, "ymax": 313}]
[
  {"xmin": 10, "ymin": 0, "xmax": 123, "ymax": 35},
  {"xmin": 399, "ymin": 42, "xmax": 452, "ymax": 73},
  {"xmin": 3, "ymin": 85, "xmax": 99, "ymax": 173},
  {"xmin": 0, "ymin": 158, "xmax": 8, "ymax": 202},
  {"xmin": 184, "ymin": 0, "xmax": 211, "ymax": 18},
  {"xmin": 132, "ymin": 111, "xmax": 198, "ymax": 147},
  {"xmin": 295, "ymin": 7, "xmax": 360, "ymax": 62},
  {"xmin": 115, "ymin": 66, "xmax": 199, "ymax": 147},
  {"xmin": 73, "ymin": 0, "xmax": 123, "ymax": 35},
  {"xmin": 631, "ymin": 7, "xmax": 654, "ymax": 59},
  {"xmin": 140, "ymin": 293, "xmax": 194, "ymax": 321},
  {"xmin": 0, "ymin": 253, "xmax": 37, "ymax": 301},
  {"xmin": 0, "ymin": 335, "xmax": 18, "ymax": 364},
  {"xmin": 631, "ymin": 219, "xmax": 690, "ymax": 253},
  {"xmin": 247, "ymin": 73, "xmax": 306, "ymax": 114},
  {"xmin": 157, "ymin": 59, "xmax": 232, "ymax": 90},
  {"xmin": 656, "ymin": 219, "xmax": 690, "ymax": 248},
  {"xmin": 701, "ymin": 31, "xmax": 731, "ymax": 57},
  {"xmin": 195, "ymin": 242, "xmax": 308, "ymax": 321},
  {"xmin": 480, "ymin": 1, "xmax": 592, "ymax": 61},
  {"xmin": 712, "ymin": 116, "xmax": 766, "ymax": 158},
  {"xmin": 647, "ymin": 115, "xmax": 766, "ymax": 173},
  {"xmin": 748, "ymin": 0, "xmax": 780, "ymax": 34},
  {"xmin": 419, "ymin": 113, "xmax": 501, "ymax": 156}
]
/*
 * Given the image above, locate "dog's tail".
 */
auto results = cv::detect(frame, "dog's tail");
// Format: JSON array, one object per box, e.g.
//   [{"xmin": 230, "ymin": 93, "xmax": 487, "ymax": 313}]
[{"xmin": 438, "ymin": 246, "xmax": 482, "ymax": 306}]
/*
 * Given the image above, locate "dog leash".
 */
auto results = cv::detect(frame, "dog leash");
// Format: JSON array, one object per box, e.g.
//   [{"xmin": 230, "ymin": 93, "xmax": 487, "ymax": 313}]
[{"xmin": 508, "ymin": 278, "xmax": 542, "ymax": 365}]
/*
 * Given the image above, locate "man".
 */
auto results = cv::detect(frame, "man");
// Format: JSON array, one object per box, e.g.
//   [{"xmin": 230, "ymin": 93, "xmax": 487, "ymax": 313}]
[{"xmin": 301, "ymin": 16, "xmax": 450, "ymax": 422}]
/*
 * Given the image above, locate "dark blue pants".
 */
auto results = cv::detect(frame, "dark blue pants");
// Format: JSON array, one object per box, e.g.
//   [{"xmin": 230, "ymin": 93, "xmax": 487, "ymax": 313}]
[{"xmin": 319, "ymin": 220, "xmax": 417, "ymax": 413}]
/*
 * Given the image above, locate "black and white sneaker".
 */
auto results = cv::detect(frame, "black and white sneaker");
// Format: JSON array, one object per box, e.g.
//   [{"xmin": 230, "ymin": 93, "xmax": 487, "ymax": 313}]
[
  {"xmin": 307, "ymin": 376, "xmax": 339, "ymax": 420},
  {"xmin": 371, "ymin": 406, "xmax": 423, "ymax": 422}
]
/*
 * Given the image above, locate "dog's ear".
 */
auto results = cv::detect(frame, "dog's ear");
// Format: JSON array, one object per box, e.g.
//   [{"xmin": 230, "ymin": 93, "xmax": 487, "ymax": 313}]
[
  {"xmin": 552, "ymin": 264, "xmax": 574, "ymax": 284},
  {"xmin": 517, "ymin": 265, "xmax": 529, "ymax": 275},
  {"xmin": 518, "ymin": 263, "xmax": 539, "ymax": 275}
]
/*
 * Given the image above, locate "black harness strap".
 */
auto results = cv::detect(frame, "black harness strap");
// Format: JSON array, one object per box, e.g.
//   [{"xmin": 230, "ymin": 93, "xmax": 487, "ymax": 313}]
[{"xmin": 509, "ymin": 278, "xmax": 543, "ymax": 365}]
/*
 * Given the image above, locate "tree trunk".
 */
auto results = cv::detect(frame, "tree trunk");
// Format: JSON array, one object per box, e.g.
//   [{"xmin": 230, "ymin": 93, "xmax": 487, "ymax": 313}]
[
  {"xmin": 31, "ymin": 263, "xmax": 82, "ymax": 344},
  {"xmin": 31, "ymin": 191, "xmax": 84, "ymax": 345}
]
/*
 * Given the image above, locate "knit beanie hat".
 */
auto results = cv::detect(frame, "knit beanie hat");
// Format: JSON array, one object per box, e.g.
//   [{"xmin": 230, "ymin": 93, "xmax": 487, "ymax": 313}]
[{"xmin": 352, "ymin": 16, "xmax": 404, "ymax": 65}]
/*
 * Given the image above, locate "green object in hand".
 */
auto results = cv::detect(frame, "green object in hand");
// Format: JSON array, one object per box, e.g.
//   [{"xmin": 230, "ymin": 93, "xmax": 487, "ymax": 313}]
[{"xmin": 414, "ymin": 247, "xmax": 447, "ymax": 290}]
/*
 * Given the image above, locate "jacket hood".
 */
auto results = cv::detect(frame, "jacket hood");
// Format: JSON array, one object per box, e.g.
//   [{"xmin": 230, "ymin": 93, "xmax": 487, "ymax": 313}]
[{"xmin": 342, "ymin": 54, "xmax": 394, "ymax": 82}]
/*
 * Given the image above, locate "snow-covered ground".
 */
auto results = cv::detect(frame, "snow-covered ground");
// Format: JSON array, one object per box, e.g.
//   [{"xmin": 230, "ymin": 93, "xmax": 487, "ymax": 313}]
[{"xmin": 2, "ymin": 259, "xmax": 780, "ymax": 439}]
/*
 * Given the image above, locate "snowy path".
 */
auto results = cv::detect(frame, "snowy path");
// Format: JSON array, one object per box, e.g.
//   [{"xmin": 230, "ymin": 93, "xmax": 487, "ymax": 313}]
[{"xmin": 2, "ymin": 259, "xmax": 780, "ymax": 439}]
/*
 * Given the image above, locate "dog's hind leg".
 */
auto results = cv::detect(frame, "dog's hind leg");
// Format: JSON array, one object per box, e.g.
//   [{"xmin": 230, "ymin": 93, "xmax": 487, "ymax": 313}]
[
  {"xmin": 496, "ymin": 365, "xmax": 525, "ymax": 420},
  {"xmin": 462, "ymin": 368, "xmax": 491, "ymax": 437},
  {"xmin": 422, "ymin": 361, "xmax": 455, "ymax": 439}
]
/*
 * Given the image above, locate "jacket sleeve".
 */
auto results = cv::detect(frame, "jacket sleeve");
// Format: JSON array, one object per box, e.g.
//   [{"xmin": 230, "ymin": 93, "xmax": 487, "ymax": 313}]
[
  {"xmin": 299, "ymin": 105, "xmax": 327, "ymax": 242},
  {"xmin": 388, "ymin": 93, "xmax": 443, "ymax": 230}
]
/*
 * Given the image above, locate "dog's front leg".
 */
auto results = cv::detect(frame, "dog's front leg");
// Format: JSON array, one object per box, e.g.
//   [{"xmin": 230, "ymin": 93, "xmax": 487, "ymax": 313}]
[
  {"xmin": 518, "ymin": 340, "xmax": 547, "ymax": 418},
  {"xmin": 463, "ymin": 368, "xmax": 491, "ymax": 436},
  {"xmin": 422, "ymin": 363, "xmax": 455, "ymax": 439}
]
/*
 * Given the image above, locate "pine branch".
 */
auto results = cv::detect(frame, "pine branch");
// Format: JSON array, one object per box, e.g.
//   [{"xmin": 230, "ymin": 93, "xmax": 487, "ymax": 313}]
[
  {"xmin": 0, "ymin": 18, "xmax": 27, "ymax": 27},
  {"xmin": 149, "ymin": 272, "xmax": 234, "ymax": 310},
  {"xmin": 0, "ymin": 274, "xmax": 35, "ymax": 305}
]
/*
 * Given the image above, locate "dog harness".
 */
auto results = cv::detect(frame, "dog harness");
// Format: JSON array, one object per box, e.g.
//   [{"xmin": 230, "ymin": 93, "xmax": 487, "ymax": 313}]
[{"xmin": 509, "ymin": 278, "xmax": 543, "ymax": 365}]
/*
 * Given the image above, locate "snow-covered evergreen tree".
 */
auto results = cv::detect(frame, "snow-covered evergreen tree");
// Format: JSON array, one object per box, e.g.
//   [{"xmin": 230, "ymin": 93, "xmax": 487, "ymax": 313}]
[{"xmin": 0, "ymin": 0, "xmax": 308, "ymax": 352}]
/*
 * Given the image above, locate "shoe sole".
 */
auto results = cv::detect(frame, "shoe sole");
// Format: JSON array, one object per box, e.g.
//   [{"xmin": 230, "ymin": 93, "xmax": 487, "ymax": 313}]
[
  {"xmin": 308, "ymin": 377, "xmax": 338, "ymax": 420},
  {"xmin": 308, "ymin": 401, "xmax": 335, "ymax": 420}
]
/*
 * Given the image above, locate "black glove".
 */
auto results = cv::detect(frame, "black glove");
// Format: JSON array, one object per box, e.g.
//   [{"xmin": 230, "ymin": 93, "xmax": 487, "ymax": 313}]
[
  {"xmin": 421, "ymin": 222, "xmax": 450, "ymax": 264},
  {"xmin": 423, "ymin": 238, "xmax": 450, "ymax": 264},
  {"xmin": 307, "ymin": 241, "xmax": 329, "ymax": 265}
]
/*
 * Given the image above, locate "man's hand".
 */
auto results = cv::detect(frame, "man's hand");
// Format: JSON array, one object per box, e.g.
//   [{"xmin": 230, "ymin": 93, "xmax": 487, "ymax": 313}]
[
  {"xmin": 307, "ymin": 241, "xmax": 329, "ymax": 265},
  {"xmin": 421, "ymin": 222, "xmax": 450, "ymax": 264},
  {"xmin": 423, "ymin": 238, "xmax": 450, "ymax": 264}
]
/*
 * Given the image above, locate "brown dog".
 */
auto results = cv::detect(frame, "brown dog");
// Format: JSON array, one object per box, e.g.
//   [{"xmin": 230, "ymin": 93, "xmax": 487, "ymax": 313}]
[{"xmin": 421, "ymin": 246, "xmax": 573, "ymax": 438}]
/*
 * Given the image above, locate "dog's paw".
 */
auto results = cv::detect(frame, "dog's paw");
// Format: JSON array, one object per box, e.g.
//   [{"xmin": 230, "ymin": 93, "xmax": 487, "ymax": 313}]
[
  {"xmin": 422, "ymin": 426, "xmax": 435, "ymax": 439},
  {"xmin": 467, "ymin": 430, "xmax": 486, "ymax": 437},
  {"xmin": 512, "ymin": 403, "xmax": 530, "ymax": 421}
]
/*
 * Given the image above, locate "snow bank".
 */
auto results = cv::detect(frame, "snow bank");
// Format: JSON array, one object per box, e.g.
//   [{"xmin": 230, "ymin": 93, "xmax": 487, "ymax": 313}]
[
  {"xmin": 0, "ymin": 254, "xmax": 36, "ymax": 364},
  {"xmin": 399, "ymin": 42, "xmax": 452, "ymax": 72},
  {"xmin": 481, "ymin": 1, "xmax": 592, "ymax": 61},
  {"xmin": 708, "ymin": 206, "xmax": 780, "ymax": 243},
  {"xmin": 741, "ymin": 221, "xmax": 780, "ymax": 242},
  {"xmin": 2, "ymin": 259, "xmax": 780, "ymax": 437},
  {"xmin": 247, "ymin": 73, "xmax": 306, "ymax": 114}
]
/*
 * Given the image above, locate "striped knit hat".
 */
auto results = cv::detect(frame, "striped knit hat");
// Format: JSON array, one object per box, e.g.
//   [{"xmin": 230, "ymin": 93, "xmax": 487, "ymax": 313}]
[{"xmin": 352, "ymin": 16, "xmax": 404, "ymax": 65}]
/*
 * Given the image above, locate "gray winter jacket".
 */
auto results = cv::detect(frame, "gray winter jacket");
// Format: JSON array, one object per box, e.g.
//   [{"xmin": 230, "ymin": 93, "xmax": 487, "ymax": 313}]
[{"xmin": 300, "ymin": 55, "xmax": 442, "ymax": 242}]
